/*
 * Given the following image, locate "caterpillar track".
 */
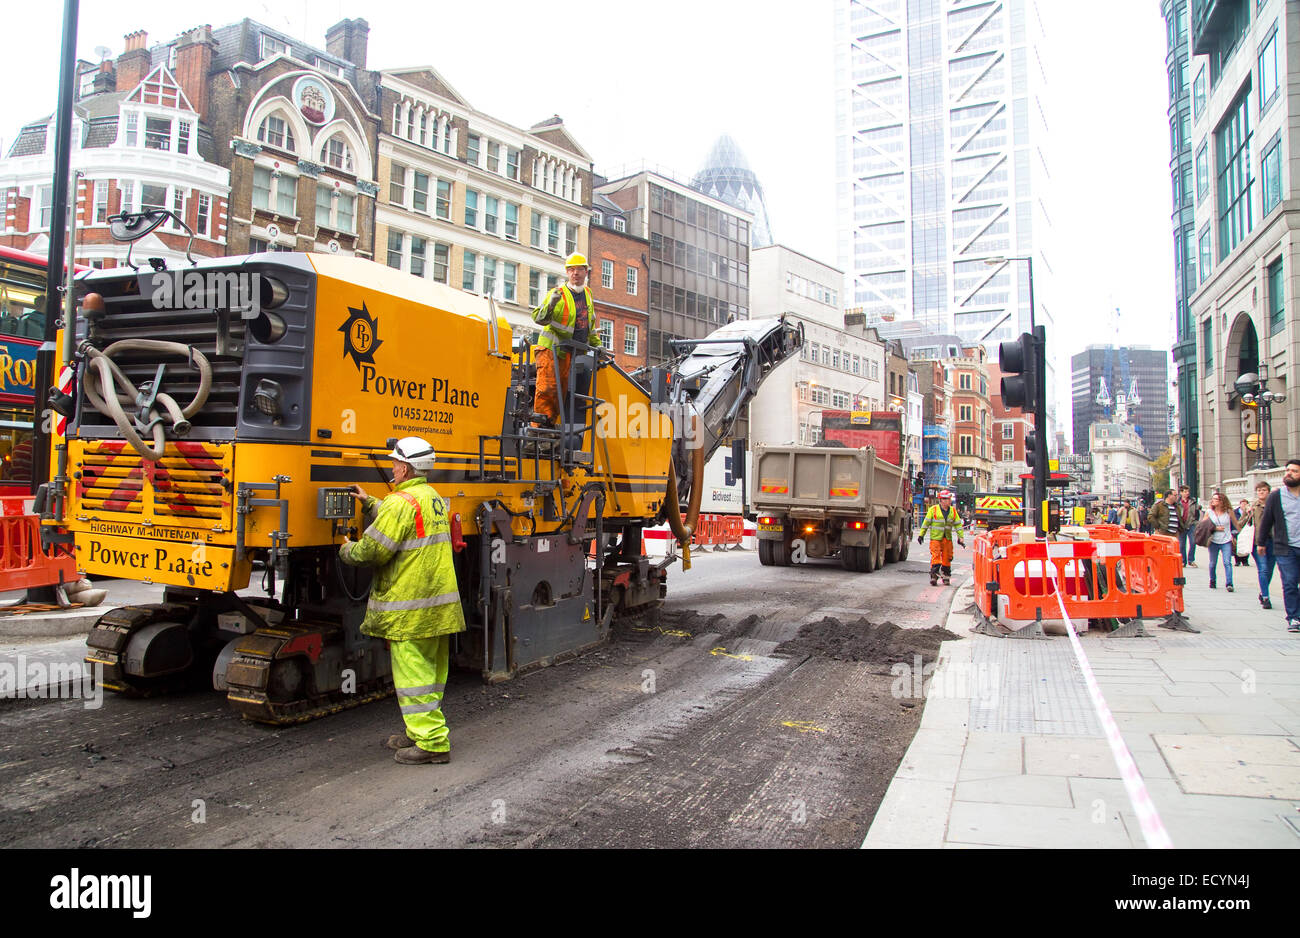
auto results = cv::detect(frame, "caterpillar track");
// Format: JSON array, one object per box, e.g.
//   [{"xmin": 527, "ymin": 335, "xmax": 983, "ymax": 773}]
[{"xmin": 85, "ymin": 603, "xmax": 201, "ymax": 696}]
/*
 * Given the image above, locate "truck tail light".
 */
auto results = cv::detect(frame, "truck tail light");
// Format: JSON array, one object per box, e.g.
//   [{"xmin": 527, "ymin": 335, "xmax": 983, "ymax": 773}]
[
  {"xmin": 850, "ymin": 521, "xmax": 865, "ymax": 530},
  {"xmin": 759, "ymin": 516, "xmax": 775, "ymax": 525}
]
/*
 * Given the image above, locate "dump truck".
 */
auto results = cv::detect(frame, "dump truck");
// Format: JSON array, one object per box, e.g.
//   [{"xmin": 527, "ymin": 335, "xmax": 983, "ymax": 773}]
[{"xmin": 752, "ymin": 410, "xmax": 911, "ymax": 571}]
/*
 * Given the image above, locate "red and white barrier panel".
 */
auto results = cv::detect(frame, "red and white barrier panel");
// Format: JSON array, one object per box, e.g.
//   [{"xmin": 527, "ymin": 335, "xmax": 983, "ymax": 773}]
[
  {"xmin": 643, "ymin": 525, "xmax": 676, "ymax": 558},
  {"xmin": 742, "ymin": 518, "xmax": 756, "ymax": 550}
]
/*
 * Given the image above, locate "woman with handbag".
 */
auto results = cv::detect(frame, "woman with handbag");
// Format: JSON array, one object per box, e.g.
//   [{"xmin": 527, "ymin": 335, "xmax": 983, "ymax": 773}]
[
  {"xmin": 1205, "ymin": 492, "xmax": 1240, "ymax": 590},
  {"xmin": 1235, "ymin": 499, "xmax": 1253, "ymax": 566}
]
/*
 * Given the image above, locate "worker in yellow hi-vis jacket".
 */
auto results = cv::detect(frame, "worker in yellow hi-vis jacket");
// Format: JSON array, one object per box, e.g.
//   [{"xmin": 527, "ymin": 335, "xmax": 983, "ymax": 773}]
[{"xmin": 917, "ymin": 489, "xmax": 965, "ymax": 586}]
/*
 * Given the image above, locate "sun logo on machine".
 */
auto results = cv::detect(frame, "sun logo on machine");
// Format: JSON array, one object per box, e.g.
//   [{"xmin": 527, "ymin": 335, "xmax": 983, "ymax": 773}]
[{"xmin": 339, "ymin": 302, "xmax": 383, "ymax": 370}]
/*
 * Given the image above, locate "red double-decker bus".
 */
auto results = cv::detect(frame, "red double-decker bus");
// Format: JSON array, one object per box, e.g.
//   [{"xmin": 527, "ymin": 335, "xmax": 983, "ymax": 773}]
[{"xmin": 0, "ymin": 245, "xmax": 54, "ymax": 489}]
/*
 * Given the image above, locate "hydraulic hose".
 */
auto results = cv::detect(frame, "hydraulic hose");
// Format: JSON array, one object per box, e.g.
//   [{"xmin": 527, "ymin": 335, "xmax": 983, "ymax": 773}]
[
  {"xmin": 664, "ymin": 415, "xmax": 706, "ymax": 570},
  {"xmin": 80, "ymin": 340, "xmax": 213, "ymax": 461}
]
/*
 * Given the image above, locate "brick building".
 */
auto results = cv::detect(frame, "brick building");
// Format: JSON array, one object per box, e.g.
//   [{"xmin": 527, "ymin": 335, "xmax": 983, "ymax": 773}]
[
  {"xmin": 988, "ymin": 360, "xmax": 1033, "ymax": 489},
  {"xmin": 206, "ymin": 18, "xmax": 380, "ymax": 259},
  {"xmin": 0, "ymin": 30, "xmax": 231, "ymax": 268},
  {"xmin": 589, "ymin": 192, "xmax": 648, "ymax": 372},
  {"xmin": 374, "ymin": 64, "xmax": 592, "ymax": 338},
  {"xmin": 948, "ymin": 344, "xmax": 993, "ymax": 496}
]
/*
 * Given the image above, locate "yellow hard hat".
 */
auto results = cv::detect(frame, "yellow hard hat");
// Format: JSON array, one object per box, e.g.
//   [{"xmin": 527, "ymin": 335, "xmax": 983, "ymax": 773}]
[{"xmin": 565, "ymin": 252, "xmax": 589, "ymax": 269}]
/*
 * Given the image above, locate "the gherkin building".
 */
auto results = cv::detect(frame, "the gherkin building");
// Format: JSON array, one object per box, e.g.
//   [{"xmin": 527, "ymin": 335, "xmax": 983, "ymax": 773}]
[{"xmin": 690, "ymin": 135, "xmax": 773, "ymax": 248}]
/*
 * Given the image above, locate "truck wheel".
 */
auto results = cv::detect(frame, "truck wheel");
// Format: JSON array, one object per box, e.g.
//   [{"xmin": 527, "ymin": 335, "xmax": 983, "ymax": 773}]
[
  {"xmin": 840, "ymin": 546, "xmax": 858, "ymax": 571},
  {"xmin": 900, "ymin": 533, "xmax": 910, "ymax": 561},
  {"xmin": 863, "ymin": 531, "xmax": 877, "ymax": 573},
  {"xmin": 885, "ymin": 530, "xmax": 901, "ymax": 564},
  {"xmin": 875, "ymin": 525, "xmax": 887, "ymax": 569},
  {"xmin": 759, "ymin": 539, "xmax": 774, "ymax": 566}
]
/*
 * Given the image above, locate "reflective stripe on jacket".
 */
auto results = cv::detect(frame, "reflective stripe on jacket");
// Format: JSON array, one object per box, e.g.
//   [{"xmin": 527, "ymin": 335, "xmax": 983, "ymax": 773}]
[
  {"xmin": 339, "ymin": 478, "xmax": 466, "ymax": 640},
  {"xmin": 919, "ymin": 504, "xmax": 963, "ymax": 541},
  {"xmin": 532, "ymin": 285, "xmax": 602, "ymax": 352}
]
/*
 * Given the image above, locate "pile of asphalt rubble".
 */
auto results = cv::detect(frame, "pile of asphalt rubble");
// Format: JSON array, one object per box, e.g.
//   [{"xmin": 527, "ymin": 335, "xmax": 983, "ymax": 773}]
[{"xmin": 776, "ymin": 617, "xmax": 957, "ymax": 665}]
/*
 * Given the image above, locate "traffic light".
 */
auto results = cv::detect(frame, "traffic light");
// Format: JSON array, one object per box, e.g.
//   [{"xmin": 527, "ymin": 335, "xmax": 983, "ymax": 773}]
[
  {"xmin": 999, "ymin": 327, "xmax": 1048, "ymax": 534},
  {"xmin": 998, "ymin": 332, "xmax": 1037, "ymax": 410}
]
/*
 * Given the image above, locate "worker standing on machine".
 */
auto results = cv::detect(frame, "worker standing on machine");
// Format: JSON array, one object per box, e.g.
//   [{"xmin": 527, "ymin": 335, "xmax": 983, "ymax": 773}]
[
  {"xmin": 340, "ymin": 437, "xmax": 465, "ymax": 765},
  {"xmin": 531, "ymin": 252, "xmax": 602, "ymax": 427},
  {"xmin": 917, "ymin": 489, "xmax": 965, "ymax": 586}
]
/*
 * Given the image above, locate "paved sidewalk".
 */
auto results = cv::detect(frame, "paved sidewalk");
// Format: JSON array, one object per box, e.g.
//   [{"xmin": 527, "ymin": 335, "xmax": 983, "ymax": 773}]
[{"xmin": 865, "ymin": 556, "xmax": 1300, "ymax": 848}]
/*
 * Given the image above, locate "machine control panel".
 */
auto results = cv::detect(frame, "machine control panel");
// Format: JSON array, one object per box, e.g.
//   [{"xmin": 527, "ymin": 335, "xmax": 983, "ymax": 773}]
[{"xmin": 317, "ymin": 487, "xmax": 357, "ymax": 520}]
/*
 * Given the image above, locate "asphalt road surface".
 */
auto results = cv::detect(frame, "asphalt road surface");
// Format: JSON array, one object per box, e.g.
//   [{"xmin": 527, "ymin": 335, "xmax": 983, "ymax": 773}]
[{"xmin": 0, "ymin": 545, "xmax": 969, "ymax": 848}]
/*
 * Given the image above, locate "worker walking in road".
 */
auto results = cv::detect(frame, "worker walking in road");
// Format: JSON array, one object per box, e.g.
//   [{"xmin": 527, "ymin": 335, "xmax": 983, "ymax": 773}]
[
  {"xmin": 531, "ymin": 252, "xmax": 602, "ymax": 427},
  {"xmin": 917, "ymin": 489, "xmax": 965, "ymax": 586},
  {"xmin": 340, "ymin": 437, "xmax": 466, "ymax": 765}
]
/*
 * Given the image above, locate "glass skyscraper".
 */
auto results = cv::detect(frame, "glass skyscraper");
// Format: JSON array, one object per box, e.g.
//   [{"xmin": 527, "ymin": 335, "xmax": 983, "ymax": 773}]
[
  {"xmin": 833, "ymin": 0, "xmax": 1053, "ymax": 351},
  {"xmin": 690, "ymin": 135, "xmax": 774, "ymax": 249}
]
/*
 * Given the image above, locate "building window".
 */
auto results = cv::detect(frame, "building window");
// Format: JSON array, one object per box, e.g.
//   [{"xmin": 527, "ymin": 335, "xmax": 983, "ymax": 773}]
[
  {"xmin": 1002, "ymin": 445, "xmax": 1014, "ymax": 462},
  {"xmin": 486, "ymin": 141, "xmax": 500, "ymax": 173},
  {"xmin": 547, "ymin": 218, "xmax": 559, "ymax": 253},
  {"xmin": 412, "ymin": 172, "xmax": 429, "ymax": 214},
  {"xmin": 601, "ymin": 259, "xmax": 614, "ymax": 289},
  {"xmin": 315, "ymin": 187, "xmax": 354, "ymax": 233},
  {"xmin": 144, "ymin": 116, "xmax": 171, "ymax": 151},
  {"xmin": 1262, "ymin": 133, "xmax": 1283, "ymax": 215},
  {"xmin": 959, "ymin": 373, "xmax": 971, "ymax": 390},
  {"xmin": 1193, "ymin": 66, "xmax": 1206, "ymax": 120},
  {"xmin": 484, "ymin": 196, "xmax": 499, "ymax": 235},
  {"xmin": 565, "ymin": 224, "xmax": 576, "ymax": 256},
  {"xmin": 503, "ymin": 261, "xmax": 517, "ymax": 302},
  {"xmin": 433, "ymin": 243, "xmax": 450, "ymax": 284},
  {"xmin": 464, "ymin": 189, "xmax": 478, "ymax": 228},
  {"xmin": 1198, "ymin": 224, "xmax": 1211, "ymax": 282},
  {"xmin": 252, "ymin": 166, "xmax": 296, "ymax": 216},
  {"xmin": 960, "ymin": 404, "xmax": 972, "ymax": 422},
  {"xmin": 386, "ymin": 230, "xmax": 403, "ymax": 269},
  {"xmin": 1002, "ymin": 423, "xmax": 1013, "ymax": 439},
  {"xmin": 506, "ymin": 147, "xmax": 520, "ymax": 181},
  {"xmin": 1216, "ymin": 87, "xmax": 1253, "ymax": 261},
  {"xmin": 1259, "ymin": 24, "xmax": 1279, "ymax": 114},
  {"xmin": 599, "ymin": 319, "xmax": 613, "ymax": 348},
  {"xmin": 462, "ymin": 250, "xmax": 477, "ymax": 292},
  {"xmin": 196, "ymin": 193, "xmax": 210, "ymax": 237},
  {"xmin": 257, "ymin": 114, "xmax": 295, "ymax": 152},
  {"xmin": 529, "ymin": 271, "xmax": 541, "ymax": 307},
  {"xmin": 124, "ymin": 112, "xmax": 138, "ymax": 147},
  {"xmin": 960, "ymin": 435, "xmax": 973, "ymax": 456},
  {"xmin": 261, "ymin": 34, "xmax": 289, "ymax": 59},
  {"xmin": 624, "ymin": 324, "xmax": 638, "ymax": 356},
  {"xmin": 410, "ymin": 236, "xmax": 427, "ymax": 277},
  {"xmin": 177, "ymin": 120, "xmax": 191, "ymax": 155},
  {"xmin": 1268, "ymin": 257, "xmax": 1285, "ymax": 336},
  {"xmin": 832, "ymin": 348, "xmax": 841, "ymax": 370},
  {"xmin": 1202, "ymin": 317, "xmax": 1213, "ymax": 366},
  {"xmin": 531, "ymin": 212, "xmax": 542, "ymax": 249},
  {"xmin": 505, "ymin": 202, "xmax": 519, "ymax": 240},
  {"xmin": 466, "ymin": 134, "xmax": 480, "ymax": 166},
  {"xmin": 93, "ymin": 180, "xmax": 108, "ymax": 224},
  {"xmin": 390, "ymin": 164, "xmax": 406, "ymax": 205},
  {"xmin": 319, "ymin": 136, "xmax": 354, "ymax": 173},
  {"xmin": 613, "ymin": 217, "xmax": 626, "ymax": 233},
  {"xmin": 626, "ymin": 266, "xmax": 638, "ymax": 295},
  {"xmin": 119, "ymin": 180, "xmax": 133, "ymax": 214},
  {"xmin": 1195, "ymin": 142, "xmax": 1209, "ymax": 201},
  {"xmin": 316, "ymin": 57, "xmax": 342, "ymax": 77},
  {"xmin": 436, "ymin": 180, "xmax": 451, "ymax": 220},
  {"xmin": 483, "ymin": 257, "xmax": 496, "ymax": 297},
  {"xmin": 141, "ymin": 182, "xmax": 167, "ymax": 214}
]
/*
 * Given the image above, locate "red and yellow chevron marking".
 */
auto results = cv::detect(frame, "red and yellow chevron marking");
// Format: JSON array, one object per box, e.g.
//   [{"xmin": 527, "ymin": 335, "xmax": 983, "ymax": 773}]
[
  {"xmin": 760, "ymin": 482, "xmax": 789, "ymax": 494},
  {"xmin": 830, "ymin": 486, "xmax": 860, "ymax": 497},
  {"xmin": 976, "ymin": 495, "xmax": 1020, "ymax": 511},
  {"xmin": 76, "ymin": 440, "xmax": 230, "ymax": 519}
]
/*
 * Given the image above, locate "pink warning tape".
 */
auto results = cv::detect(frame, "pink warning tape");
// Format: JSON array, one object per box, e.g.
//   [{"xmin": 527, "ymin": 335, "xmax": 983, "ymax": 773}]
[{"xmin": 1050, "ymin": 568, "xmax": 1174, "ymax": 850}]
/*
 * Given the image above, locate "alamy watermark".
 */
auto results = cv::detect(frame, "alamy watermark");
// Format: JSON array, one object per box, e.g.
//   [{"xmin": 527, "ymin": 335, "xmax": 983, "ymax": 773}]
[
  {"xmin": 594, "ymin": 396, "xmax": 702, "ymax": 449},
  {"xmin": 0, "ymin": 655, "xmax": 102, "ymax": 709},
  {"xmin": 149, "ymin": 270, "xmax": 262, "ymax": 315},
  {"xmin": 890, "ymin": 654, "xmax": 1000, "ymax": 705}
]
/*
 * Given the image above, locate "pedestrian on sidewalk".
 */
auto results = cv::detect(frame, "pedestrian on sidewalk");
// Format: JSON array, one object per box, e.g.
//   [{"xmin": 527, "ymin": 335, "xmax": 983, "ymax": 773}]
[
  {"xmin": 1250, "ymin": 480, "xmax": 1276, "ymax": 609},
  {"xmin": 917, "ymin": 489, "xmax": 964, "ymax": 586},
  {"xmin": 1179, "ymin": 485, "xmax": 1200, "ymax": 567},
  {"xmin": 1205, "ymin": 492, "xmax": 1239, "ymax": 590},
  {"xmin": 1255, "ymin": 459, "xmax": 1300, "ymax": 632},
  {"xmin": 1149, "ymin": 489, "xmax": 1183, "ymax": 544},
  {"xmin": 1234, "ymin": 498, "xmax": 1253, "ymax": 566}
]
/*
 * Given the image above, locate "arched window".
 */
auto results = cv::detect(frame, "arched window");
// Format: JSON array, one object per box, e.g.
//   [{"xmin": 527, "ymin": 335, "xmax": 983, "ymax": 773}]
[
  {"xmin": 257, "ymin": 114, "xmax": 296, "ymax": 152},
  {"xmin": 319, "ymin": 134, "xmax": 354, "ymax": 173}
]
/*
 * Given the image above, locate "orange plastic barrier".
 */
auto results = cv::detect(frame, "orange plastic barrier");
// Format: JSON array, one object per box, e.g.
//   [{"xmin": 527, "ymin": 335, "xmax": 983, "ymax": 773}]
[
  {"xmin": 973, "ymin": 525, "xmax": 1185, "ymax": 625},
  {"xmin": 0, "ymin": 495, "xmax": 79, "ymax": 593}
]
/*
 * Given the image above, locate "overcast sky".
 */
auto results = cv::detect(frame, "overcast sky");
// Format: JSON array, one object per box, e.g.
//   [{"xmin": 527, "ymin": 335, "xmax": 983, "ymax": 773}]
[{"xmin": 3, "ymin": 0, "xmax": 1175, "ymax": 408}]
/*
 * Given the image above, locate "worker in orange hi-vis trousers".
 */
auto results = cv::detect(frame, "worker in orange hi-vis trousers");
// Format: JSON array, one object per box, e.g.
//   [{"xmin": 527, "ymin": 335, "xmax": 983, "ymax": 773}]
[
  {"xmin": 917, "ymin": 489, "xmax": 965, "ymax": 586},
  {"xmin": 530, "ymin": 253, "xmax": 602, "ymax": 427}
]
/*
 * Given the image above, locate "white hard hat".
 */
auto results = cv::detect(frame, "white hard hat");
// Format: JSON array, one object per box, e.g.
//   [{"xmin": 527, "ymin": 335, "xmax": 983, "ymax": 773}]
[{"xmin": 389, "ymin": 436, "xmax": 436, "ymax": 472}]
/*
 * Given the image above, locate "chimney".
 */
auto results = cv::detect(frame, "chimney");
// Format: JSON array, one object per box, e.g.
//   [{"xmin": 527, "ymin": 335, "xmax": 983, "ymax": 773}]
[
  {"xmin": 115, "ymin": 30, "xmax": 150, "ymax": 93},
  {"xmin": 92, "ymin": 59, "xmax": 116, "ymax": 95},
  {"xmin": 324, "ymin": 18, "xmax": 369, "ymax": 69},
  {"xmin": 175, "ymin": 25, "xmax": 216, "ymax": 122}
]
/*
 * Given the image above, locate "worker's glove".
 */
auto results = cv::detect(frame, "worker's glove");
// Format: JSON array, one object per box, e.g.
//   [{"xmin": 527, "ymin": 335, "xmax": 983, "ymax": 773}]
[
  {"xmin": 916, "ymin": 534, "xmax": 924, "ymax": 545},
  {"xmin": 959, "ymin": 540, "xmax": 966, "ymax": 548}
]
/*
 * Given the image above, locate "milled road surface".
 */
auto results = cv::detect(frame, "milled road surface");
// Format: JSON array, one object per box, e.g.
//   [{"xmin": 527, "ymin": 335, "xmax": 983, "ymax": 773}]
[{"xmin": 0, "ymin": 546, "xmax": 970, "ymax": 848}]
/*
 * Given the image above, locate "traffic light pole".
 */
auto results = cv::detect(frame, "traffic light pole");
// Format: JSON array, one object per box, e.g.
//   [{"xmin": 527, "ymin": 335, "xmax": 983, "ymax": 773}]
[{"xmin": 1033, "ymin": 325, "xmax": 1048, "ymax": 537}]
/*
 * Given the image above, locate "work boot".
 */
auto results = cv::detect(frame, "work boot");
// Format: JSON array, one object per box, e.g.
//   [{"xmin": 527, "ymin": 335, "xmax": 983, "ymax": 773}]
[
  {"xmin": 394, "ymin": 746, "xmax": 451, "ymax": 765},
  {"xmin": 386, "ymin": 734, "xmax": 415, "ymax": 751},
  {"xmin": 942, "ymin": 576, "xmax": 951, "ymax": 585}
]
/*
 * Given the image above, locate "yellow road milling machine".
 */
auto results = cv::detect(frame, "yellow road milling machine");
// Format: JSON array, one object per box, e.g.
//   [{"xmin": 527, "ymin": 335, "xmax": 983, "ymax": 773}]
[{"xmin": 43, "ymin": 211, "xmax": 800, "ymax": 724}]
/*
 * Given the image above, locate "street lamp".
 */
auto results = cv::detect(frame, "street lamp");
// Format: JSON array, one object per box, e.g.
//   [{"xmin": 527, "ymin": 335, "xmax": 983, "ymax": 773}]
[
  {"xmin": 1234, "ymin": 371, "xmax": 1286, "ymax": 470},
  {"xmin": 984, "ymin": 255, "xmax": 1036, "ymax": 333}
]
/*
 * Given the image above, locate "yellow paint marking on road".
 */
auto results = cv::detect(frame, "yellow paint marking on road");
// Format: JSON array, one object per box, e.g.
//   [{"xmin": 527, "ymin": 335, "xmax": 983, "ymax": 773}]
[
  {"xmin": 709, "ymin": 646, "xmax": 753, "ymax": 662},
  {"xmin": 781, "ymin": 720, "xmax": 827, "ymax": 734},
  {"xmin": 631, "ymin": 626, "xmax": 693, "ymax": 638}
]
